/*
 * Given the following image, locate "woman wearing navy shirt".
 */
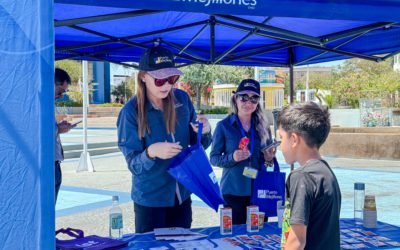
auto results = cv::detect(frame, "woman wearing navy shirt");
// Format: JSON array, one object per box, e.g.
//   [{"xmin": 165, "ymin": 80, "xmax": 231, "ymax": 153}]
[
  {"xmin": 210, "ymin": 79, "xmax": 276, "ymax": 224},
  {"xmin": 117, "ymin": 46, "xmax": 212, "ymax": 233}
]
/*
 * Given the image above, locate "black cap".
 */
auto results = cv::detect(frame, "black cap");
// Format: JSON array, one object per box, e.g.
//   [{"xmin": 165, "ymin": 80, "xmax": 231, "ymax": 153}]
[
  {"xmin": 234, "ymin": 79, "xmax": 260, "ymax": 96},
  {"xmin": 138, "ymin": 46, "xmax": 183, "ymax": 79}
]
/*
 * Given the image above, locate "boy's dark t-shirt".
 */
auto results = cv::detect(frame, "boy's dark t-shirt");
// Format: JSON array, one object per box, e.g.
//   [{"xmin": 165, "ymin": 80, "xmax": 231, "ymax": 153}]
[{"xmin": 285, "ymin": 159, "xmax": 341, "ymax": 250}]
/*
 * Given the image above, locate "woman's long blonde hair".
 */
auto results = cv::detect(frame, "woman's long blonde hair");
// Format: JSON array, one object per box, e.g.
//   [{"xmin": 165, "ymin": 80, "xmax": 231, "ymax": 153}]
[
  {"xmin": 136, "ymin": 71, "xmax": 176, "ymax": 139},
  {"xmin": 230, "ymin": 95, "xmax": 270, "ymax": 144}
]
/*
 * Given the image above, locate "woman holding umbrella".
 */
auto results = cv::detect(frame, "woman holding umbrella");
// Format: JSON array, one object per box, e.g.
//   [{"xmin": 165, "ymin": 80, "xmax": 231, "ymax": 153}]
[
  {"xmin": 210, "ymin": 79, "xmax": 276, "ymax": 225},
  {"xmin": 117, "ymin": 46, "xmax": 212, "ymax": 233}
]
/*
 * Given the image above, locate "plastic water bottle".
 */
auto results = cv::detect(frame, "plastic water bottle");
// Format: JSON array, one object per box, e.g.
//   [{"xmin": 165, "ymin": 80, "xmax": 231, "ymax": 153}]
[
  {"xmin": 354, "ymin": 183, "xmax": 365, "ymax": 225},
  {"xmin": 109, "ymin": 196, "xmax": 123, "ymax": 238}
]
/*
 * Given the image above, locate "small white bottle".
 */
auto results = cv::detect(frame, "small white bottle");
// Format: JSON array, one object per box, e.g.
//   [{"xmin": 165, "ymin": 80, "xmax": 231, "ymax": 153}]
[{"xmin": 109, "ymin": 195, "xmax": 123, "ymax": 239}]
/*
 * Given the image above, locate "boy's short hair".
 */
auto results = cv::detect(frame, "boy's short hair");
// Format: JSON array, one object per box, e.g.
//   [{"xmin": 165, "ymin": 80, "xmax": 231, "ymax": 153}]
[
  {"xmin": 278, "ymin": 102, "xmax": 330, "ymax": 149},
  {"xmin": 55, "ymin": 68, "xmax": 71, "ymax": 86}
]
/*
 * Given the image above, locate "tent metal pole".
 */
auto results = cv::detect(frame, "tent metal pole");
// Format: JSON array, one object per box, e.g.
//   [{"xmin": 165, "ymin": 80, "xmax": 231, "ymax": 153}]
[
  {"xmin": 221, "ymin": 43, "xmax": 294, "ymax": 64},
  {"xmin": 55, "ymin": 10, "xmax": 163, "ymax": 27},
  {"xmin": 60, "ymin": 24, "xmax": 207, "ymax": 64},
  {"xmin": 57, "ymin": 39, "xmax": 157, "ymax": 61},
  {"xmin": 177, "ymin": 24, "xmax": 209, "ymax": 58},
  {"xmin": 77, "ymin": 61, "xmax": 95, "ymax": 173},
  {"xmin": 210, "ymin": 16, "xmax": 216, "ymax": 63},
  {"xmin": 218, "ymin": 20, "xmax": 320, "ymax": 46},
  {"xmin": 289, "ymin": 47, "xmax": 295, "ymax": 172},
  {"xmin": 214, "ymin": 17, "xmax": 272, "ymax": 64},
  {"xmin": 166, "ymin": 40, "xmax": 210, "ymax": 54},
  {"xmin": 176, "ymin": 62, "xmax": 195, "ymax": 68},
  {"xmin": 303, "ymin": 42, "xmax": 381, "ymax": 62},
  {"xmin": 56, "ymin": 48, "xmax": 138, "ymax": 68},
  {"xmin": 57, "ymin": 20, "xmax": 209, "ymax": 51},
  {"xmin": 218, "ymin": 20, "xmax": 382, "ymax": 62},
  {"xmin": 295, "ymin": 31, "xmax": 369, "ymax": 65},
  {"xmin": 162, "ymin": 40, "xmax": 208, "ymax": 63},
  {"xmin": 215, "ymin": 14, "xmax": 322, "ymax": 45},
  {"xmin": 228, "ymin": 42, "xmax": 284, "ymax": 57},
  {"xmin": 321, "ymin": 22, "xmax": 395, "ymax": 43},
  {"xmin": 242, "ymin": 58, "xmax": 288, "ymax": 67},
  {"xmin": 383, "ymin": 50, "xmax": 400, "ymax": 60}
]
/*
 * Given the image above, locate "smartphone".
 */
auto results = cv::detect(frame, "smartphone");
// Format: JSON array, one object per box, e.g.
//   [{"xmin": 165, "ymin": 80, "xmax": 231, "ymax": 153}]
[
  {"xmin": 262, "ymin": 141, "xmax": 281, "ymax": 151},
  {"xmin": 71, "ymin": 120, "xmax": 82, "ymax": 126}
]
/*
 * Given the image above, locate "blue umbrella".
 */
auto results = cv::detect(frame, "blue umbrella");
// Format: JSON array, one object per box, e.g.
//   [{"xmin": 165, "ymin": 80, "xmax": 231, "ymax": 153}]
[{"xmin": 168, "ymin": 123, "xmax": 224, "ymax": 211}]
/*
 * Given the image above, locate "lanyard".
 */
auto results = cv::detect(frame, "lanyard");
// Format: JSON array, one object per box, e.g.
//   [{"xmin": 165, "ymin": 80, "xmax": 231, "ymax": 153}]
[{"xmin": 236, "ymin": 115, "xmax": 255, "ymax": 157}]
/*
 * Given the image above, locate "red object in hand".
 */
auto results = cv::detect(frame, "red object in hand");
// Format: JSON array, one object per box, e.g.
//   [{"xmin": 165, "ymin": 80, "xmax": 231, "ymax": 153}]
[{"xmin": 239, "ymin": 137, "xmax": 249, "ymax": 150}]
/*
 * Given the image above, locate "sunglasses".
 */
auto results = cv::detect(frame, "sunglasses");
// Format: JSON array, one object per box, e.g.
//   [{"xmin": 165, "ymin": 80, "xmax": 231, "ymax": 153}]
[
  {"xmin": 154, "ymin": 75, "xmax": 180, "ymax": 87},
  {"xmin": 237, "ymin": 94, "xmax": 260, "ymax": 104}
]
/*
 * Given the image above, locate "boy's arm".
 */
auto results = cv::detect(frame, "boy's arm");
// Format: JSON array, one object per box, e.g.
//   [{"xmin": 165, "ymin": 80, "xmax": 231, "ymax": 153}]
[{"xmin": 285, "ymin": 224, "xmax": 307, "ymax": 250}]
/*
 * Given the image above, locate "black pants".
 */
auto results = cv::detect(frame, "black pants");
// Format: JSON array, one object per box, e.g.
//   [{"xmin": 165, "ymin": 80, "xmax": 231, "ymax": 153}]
[
  {"xmin": 134, "ymin": 196, "xmax": 192, "ymax": 233},
  {"xmin": 223, "ymin": 194, "xmax": 251, "ymax": 225},
  {"xmin": 55, "ymin": 161, "xmax": 62, "ymax": 203}
]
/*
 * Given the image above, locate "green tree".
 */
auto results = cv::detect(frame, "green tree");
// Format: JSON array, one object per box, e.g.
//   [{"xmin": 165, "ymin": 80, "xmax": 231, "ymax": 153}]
[
  {"xmin": 213, "ymin": 65, "xmax": 254, "ymax": 85},
  {"xmin": 332, "ymin": 58, "xmax": 400, "ymax": 108},
  {"xmin": 55, "ymin": 60, "xmax": 81, "ymax": 83},
  {"xmin": 111, "ymin": 82, "xmax": 133, "ymax": 101},
  {"xmin": 181, "ymin": 64, "xmax": 214, "ymax": 110},
  {"xmin": 181, "ymin": 64, "xmax": 254, "ymax": 109}
]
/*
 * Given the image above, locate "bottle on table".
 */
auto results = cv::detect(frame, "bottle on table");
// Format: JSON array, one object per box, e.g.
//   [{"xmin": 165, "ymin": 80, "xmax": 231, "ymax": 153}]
[
  {"xmin": 109, "ymin": 195, "xmax": 123, "ymax": 239},
  {"xmin": 354, "ymin": 182, "xmax": 365, "ymax": 225},
  {"xmin": 363, "ymin": 195, "xmax": 377, "ymax": 228}
]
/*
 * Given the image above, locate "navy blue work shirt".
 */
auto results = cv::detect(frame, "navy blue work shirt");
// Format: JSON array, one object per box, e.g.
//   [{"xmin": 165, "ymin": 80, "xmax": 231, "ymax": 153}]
[
  {"xmin": 210, "ymin": 114, "xmax": 271, "ymax": 196},
  {"xmin": 117, "ymin": 89, "xmax": 212, "ymax": 207}
]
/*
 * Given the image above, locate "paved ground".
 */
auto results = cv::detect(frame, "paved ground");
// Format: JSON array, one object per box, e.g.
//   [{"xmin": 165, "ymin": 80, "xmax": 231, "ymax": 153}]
[
  {"xmin": 56, "ymin": 151, "xmax": 400, "ymax": 238},
  {"xmin": 56, "ymin": 118, "xmax": 400, "ymax": 238}
]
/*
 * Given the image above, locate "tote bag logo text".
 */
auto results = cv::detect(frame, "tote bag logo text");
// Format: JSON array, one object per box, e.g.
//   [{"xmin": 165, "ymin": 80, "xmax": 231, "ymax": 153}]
[{"xmin": 258, "ymin": 190, "xmax": 283, "ymax": 200}]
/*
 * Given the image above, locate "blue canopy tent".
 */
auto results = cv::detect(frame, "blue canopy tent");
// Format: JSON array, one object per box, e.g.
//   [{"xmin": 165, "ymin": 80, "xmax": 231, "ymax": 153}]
[{"xmin": 1, "ymin": 1, "xmax": 400, "ymax": 249}]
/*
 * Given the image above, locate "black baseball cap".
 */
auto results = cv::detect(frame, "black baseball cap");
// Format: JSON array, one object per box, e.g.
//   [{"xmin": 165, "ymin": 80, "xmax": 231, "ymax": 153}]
[
  {"xmin": 234, "ymin": 79, "xmax": 260, "ymax": 96},
  {"xmin": 139, "ymin": 46, "xmax": 183, "ymax": 79}
]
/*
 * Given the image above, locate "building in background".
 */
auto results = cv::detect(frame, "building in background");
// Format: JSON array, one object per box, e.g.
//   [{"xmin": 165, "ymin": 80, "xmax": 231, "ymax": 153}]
[
  {"xmin": 296, "ymin": 89, "xmax": 331, "ymax": 105},
  {"xmin": 394, "ymin": 54, "xmax": 400, "ymax": 72},
  {"xmin": 212, "ymin": 68, "xmax": 285, "ymax": 110}
]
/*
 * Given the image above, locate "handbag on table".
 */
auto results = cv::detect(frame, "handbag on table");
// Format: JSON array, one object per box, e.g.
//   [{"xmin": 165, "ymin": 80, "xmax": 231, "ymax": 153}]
[{"xmin": 56, "ymin": 228, "xmax": 128, "ymax": 250}]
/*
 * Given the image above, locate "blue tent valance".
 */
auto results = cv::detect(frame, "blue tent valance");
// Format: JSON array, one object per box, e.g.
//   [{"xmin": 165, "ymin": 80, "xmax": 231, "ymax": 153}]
[{"xmin": 54, "ymin": 1, "xmax": 400, "ymax": 67}]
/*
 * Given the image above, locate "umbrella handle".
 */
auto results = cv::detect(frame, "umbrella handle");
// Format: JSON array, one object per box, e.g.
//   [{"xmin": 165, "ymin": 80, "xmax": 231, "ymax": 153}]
[{"xmin": 197, "ymin": 122, "xmax": 203, "ymax": 145}]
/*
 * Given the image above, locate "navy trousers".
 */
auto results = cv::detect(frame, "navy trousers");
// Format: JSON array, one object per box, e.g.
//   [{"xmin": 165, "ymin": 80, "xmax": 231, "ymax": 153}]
[
  {"xmin": 134, "ymin": 196, "xmax": 192, "ymax": 233},
  {"xmin": 55, "ymin": 161, "xmax": 62, "ymax": 203}
]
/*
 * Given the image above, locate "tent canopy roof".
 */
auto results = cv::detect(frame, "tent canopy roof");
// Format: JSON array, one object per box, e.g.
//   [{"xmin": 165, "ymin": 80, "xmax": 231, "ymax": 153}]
[{"xmin": 55, "ymin": 0, "xmax": 400, "ymax": 67}]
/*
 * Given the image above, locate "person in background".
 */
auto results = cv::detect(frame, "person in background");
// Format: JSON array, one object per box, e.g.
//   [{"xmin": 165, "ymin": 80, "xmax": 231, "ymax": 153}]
[
  {"xmin": 54, "ymin": 68, "xmax": 76, "ymax": 203},
  {"xmin": 279, "ymin": 102, "xmax": 341, "ymax": 250},
  {"xmin": 117, "ymin": 46, "xmax": 212, "ymax": 233},
  {"xmin": 210, "ymin": 79, "xmax": 276, "ymax": 224}
]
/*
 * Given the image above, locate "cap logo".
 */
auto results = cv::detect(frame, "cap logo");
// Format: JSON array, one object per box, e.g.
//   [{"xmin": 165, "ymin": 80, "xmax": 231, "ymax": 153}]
[
  {"xmin": 155, "ymin": 56, "xmax": 172, "ymax": 64},
  {"xmin": 244, "ymin": 82, "xmax": 256, "ymax": 89}
]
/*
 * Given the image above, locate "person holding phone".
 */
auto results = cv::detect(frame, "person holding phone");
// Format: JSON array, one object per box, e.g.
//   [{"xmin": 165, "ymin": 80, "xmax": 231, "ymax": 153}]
[
  {"xmin": 210, "ymin": 79, "xmax": 276, "ymax": 224},
  {"xmin": 117, "ymin": 46, "xmax": 212, "ymax": 233},
  {"xmin": 54, "ymin": 68, "xmax": 77, "ymax": 203}
]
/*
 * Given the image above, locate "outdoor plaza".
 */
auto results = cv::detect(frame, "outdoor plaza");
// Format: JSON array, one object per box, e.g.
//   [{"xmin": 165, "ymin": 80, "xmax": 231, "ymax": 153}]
[
  {"xmin": 2, "ymin": 1, "xmax": 400, "ymax": 250},
  {"xmin": 55, "ymin": 123, "xmax": 400, "ymax": 249}
]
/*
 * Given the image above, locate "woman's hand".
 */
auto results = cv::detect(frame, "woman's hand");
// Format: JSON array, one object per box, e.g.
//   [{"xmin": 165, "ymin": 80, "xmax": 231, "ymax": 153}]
[
  {"xmin": 233, "ymin": 149, "xmax": 251, "ymax": 162},
  {"xmin": 190, "ymin": 115, "xmax": 211, "ymax": 134},
  {"xmin": 147, "ymin": 142, "xmax": 183, "ymax": 160},
  {"xmin": 263, "ymin": 147, "xmax": 276, "ymax": 163}
]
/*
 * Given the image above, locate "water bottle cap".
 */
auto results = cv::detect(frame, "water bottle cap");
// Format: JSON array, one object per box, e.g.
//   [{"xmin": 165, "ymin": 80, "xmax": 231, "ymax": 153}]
[
  {"xmin": 112, "ymin": 195, "xmax": 119, "ymax": 201},
  {"xmin": 354, "ymin": 182, "xmax": 365, "ymax": 190}
]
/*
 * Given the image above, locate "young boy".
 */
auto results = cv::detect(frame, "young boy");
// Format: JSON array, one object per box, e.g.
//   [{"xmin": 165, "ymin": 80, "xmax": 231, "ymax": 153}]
[{"xmin": 279, "ymin": 102, "xmax": 341, "ymax": 250}]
